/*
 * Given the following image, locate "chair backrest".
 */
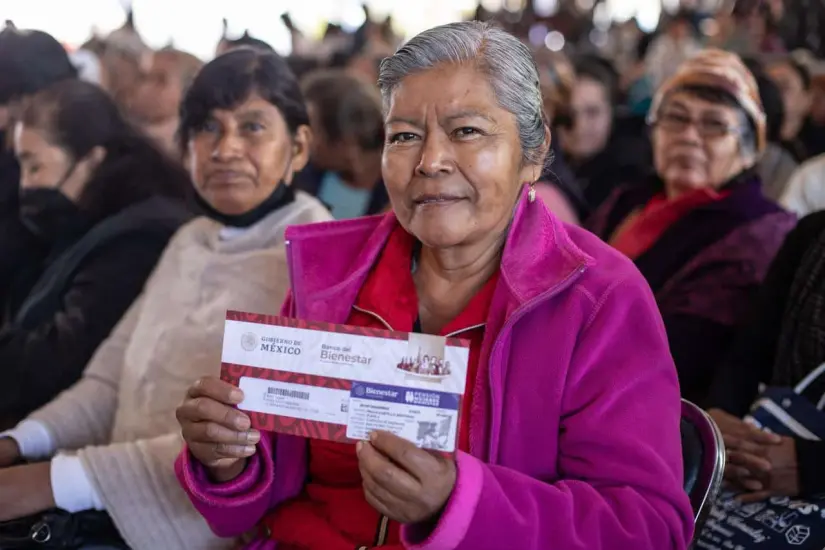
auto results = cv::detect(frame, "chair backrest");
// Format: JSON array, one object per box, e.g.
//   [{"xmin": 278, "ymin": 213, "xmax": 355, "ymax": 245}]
[{"xmin": 680, "ymin": 399, "xmax": 726, "ymax": 537}]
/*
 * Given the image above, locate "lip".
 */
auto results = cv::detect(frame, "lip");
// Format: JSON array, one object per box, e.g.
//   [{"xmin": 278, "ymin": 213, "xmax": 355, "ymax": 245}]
[
  {"xmin": 206, "ymin": 170, "xmax": 252, "ymax": 186},
  {"xmin": 412, "ymin": 193, "xmax": 465, "ymax": 207}
]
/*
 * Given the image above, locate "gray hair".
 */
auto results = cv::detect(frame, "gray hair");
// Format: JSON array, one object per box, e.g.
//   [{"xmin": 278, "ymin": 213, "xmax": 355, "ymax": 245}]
[{"xmin": 378, "ymin": 21, "xmax": 548, "ymax": 167}]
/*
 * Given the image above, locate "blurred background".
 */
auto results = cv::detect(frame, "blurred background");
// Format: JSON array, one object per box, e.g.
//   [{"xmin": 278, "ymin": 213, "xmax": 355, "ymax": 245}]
[{"xmin": 2, "ymin": 0, "xmax": 818, "ymax": 61}]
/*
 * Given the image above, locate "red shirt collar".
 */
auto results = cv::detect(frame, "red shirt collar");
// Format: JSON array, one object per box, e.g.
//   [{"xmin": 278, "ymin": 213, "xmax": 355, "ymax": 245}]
[{"xmin": 354, "ymin": 223, "xmax": 498, "ymax": 336}]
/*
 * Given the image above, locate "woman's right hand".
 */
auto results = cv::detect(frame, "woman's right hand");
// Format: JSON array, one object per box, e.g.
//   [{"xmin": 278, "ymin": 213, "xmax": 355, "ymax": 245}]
[{"xmin": 176, "ymin": 377, "xmax": 260, "ymax": 481}]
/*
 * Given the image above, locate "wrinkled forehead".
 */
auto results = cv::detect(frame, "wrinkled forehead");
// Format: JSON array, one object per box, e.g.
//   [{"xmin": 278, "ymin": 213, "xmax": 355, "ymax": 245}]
[{"xmin": 384, "ymin": 64, "xmax": 508, "ymax": 125}]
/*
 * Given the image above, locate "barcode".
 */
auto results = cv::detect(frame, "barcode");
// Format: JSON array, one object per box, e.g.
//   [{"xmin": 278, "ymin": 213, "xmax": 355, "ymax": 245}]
[{"xmin": 267, "ymin": 387, "xmax": 310, "ymax": 400}]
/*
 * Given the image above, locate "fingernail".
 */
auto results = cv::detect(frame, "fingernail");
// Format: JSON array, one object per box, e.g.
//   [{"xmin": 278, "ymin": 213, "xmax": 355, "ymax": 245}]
[
  {"xmin": 236, "ymin": 415, "xmax": 251, "ymax": 431},
  {"xmin": 369, "ymin": 432, "xmax": 378, "ymax": 442},
  {"xmin": 230, "ymin": 389, "xmax": 244, "ymax": 403},
  {"xmin": 356, "ymin": 441, "xmax": 364, "ymax": 453},
  {"xmin": 247, "ymin": 430, "xmax": 261, "ymax": 444},
  {"xmin": 244, "ymin": 445, "xmax": 256, "ymax": 455}
]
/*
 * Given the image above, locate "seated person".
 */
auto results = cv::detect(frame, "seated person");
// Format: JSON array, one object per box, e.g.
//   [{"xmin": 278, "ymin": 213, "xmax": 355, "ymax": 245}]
[
  {"xmin": 707, "ymin": 210, "xmax": 825, "ymax": 501},
  {"xmin": 0, "ymin": 79, "xmax": 190, "ymax": 426},
  {"xmin": 743, "ymin": 58, "xmax": 799, "ymax": 201},
  {"xmin": 589, "ymin": 50, "xmax": 797, "ymax": 403},
  {"xmin": 0, "ymin": 26, "xmax": 78, "ymax": 264},
  {"xmin": 128, "ymin": 48, "xmax": 203, "ymax": 158},
  {"xmin": 559, "ymin": 56, "xmax": 651, "ymax": 211},
  {"xmin": 175, "ymin": 21, "xmax": 693, "ymax": 550},
  {"xmin": 294, "ymin": 69, "xmax": 388, "ymax": 219},
  {"xmin": 0, "ymin": 48, "xmax": 330, "ymax": 549},
  {"xmin": 534, "ymin": 48, "xmax": 585, "ymax": 224},
  {"xmin": 780, "ymin": 152, "xmax": 825, "ymax": 216}
]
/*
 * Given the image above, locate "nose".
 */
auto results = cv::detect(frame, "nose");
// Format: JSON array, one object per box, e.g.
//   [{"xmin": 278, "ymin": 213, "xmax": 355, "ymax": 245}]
[
  {"xmin": 679, "ymin": 120, "xmax": 704, "ymax": 145},
  {"xmin": 211, "ymin": 130, "xmax": 244, "ymax": 162},
  {"xmin": 415, "ymin": 132, "xmax": 454, "ymax": 178}
]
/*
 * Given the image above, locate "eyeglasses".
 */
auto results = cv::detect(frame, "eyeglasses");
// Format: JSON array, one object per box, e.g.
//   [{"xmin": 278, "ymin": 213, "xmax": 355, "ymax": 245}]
[{"xmin": 648, "ymin": 111, "xmax": 743, "ymax": 139}]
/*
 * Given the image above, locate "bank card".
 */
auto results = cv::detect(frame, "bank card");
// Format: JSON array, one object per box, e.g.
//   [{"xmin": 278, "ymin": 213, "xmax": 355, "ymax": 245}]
[{"xmin": 220, "ymin": 311, "xmax": 470, "ymax": 452}]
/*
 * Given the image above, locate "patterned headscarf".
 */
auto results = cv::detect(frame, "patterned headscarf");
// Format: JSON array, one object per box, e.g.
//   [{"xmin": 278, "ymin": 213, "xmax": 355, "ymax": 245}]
[{"xmin": 650, "ymin": 48, "xmax": 767, "ymax": 155}]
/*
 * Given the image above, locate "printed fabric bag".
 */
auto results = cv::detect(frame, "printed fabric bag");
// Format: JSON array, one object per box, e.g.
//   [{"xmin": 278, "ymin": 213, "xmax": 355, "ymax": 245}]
[{"xmin": 696, "ymin": 365, "xmax": 825, "ymax": 549}]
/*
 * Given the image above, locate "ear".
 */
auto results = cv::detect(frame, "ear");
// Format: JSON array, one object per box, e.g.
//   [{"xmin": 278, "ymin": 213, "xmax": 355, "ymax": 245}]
[
  {"xmin": 288, "ymin": 125, "xmax": 313, "ymax": 178},
  {"xmin": 523, "ymin": 125, "xmax": 552, "ymax": 183}
]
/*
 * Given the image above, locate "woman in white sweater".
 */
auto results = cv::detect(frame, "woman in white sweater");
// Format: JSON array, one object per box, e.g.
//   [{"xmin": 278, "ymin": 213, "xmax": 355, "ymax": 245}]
[{"xmin": 0, "ymin": 48, "xmax": 330, "ymax": 549}]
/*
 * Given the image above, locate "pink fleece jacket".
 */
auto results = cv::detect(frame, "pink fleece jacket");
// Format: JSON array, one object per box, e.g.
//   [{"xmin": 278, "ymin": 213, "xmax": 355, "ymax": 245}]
[{"xmin": 176, "ymin": 185, "xmax": 694, "ymax": 549}]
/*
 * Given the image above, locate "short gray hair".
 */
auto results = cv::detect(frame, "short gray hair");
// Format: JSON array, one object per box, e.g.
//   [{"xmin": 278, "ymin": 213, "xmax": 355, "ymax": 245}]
[{"xmin": 378, "ymin": 21, "xmax": 548, "ymax": 167}]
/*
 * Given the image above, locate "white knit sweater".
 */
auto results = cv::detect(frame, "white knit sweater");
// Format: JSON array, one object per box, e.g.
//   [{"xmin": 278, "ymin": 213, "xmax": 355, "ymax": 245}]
[{"xmin": 27, "ymin": 192, "xmax": 331, "ymax": 550}]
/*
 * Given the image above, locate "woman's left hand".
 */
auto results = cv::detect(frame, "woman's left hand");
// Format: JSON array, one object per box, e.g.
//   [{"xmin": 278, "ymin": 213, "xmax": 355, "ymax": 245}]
[
  {"xmin": 357, "ymin": 431, "xmax": 456, "ymax": 524},
  {"xmin": 731, "ymin": 436, "xmax": 800, "ymax": 503},
  {"xmin": 0, "ymin": 462, "xmax": 55, "ymax": 522}
]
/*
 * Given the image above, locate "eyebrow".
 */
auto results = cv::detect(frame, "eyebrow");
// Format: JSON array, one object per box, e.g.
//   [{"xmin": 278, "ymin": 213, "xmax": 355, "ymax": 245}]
[
  {"xmin": 235, "ymin": 109, "xmax": 270, "ymax": 120},
  {"xmin": 445, "ymin": 110, "xmax": 497, "ymax": 124},
  {"xmin": 386, "ymin": 110, "xmax": 497, "ymax": 127},
  {"xmin": 17, "ymin": 151, "xmax": 33, "ymax": 162}
]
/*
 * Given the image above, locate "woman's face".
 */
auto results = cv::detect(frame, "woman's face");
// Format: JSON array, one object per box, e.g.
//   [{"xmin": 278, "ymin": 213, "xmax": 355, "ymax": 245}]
[
  {"xmin": 188, "ymin": 92, "xmax": 311, "ymax": 215},
  {"xmin": 13, "ymin": 122, "xmax": 102, "ymax": 201},
  {"xmin": 652, "ymin": 91, "xmax": 750, "ymax": 197},
  {"xmin": 382, "ymin": 64, "xmax": 542, "ymax": 249},
  {"xmin": 559, "ymin": 77, "xmax": 612, "ymax": 162}
]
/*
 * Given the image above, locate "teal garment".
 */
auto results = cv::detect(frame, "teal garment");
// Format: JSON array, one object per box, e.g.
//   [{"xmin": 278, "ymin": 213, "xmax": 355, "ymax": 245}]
[
  {"xmin": 627, "ymin": 76, "xmax": 653, "ymax": 117},
  {"xmin": 317, "ymin": 171, "xmax": 372, "ymax": 220}
]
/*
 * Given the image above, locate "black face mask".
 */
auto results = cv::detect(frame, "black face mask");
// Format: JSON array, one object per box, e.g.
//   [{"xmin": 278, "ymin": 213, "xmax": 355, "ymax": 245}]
[
  {"xmin": 18, "ymin": 187, "xmax": 88, "ymax": 244},
  {"xmin": 194, "ymin": 181, "xmax": 296, "ymax": 228},
  {"xmin": 18, "ymin": 162, "xmax": 89, "ymax": 244}
]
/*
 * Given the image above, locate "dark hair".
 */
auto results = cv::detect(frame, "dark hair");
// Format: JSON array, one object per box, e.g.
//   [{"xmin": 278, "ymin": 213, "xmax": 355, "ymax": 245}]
[
  {"xmin": 636, "ymin": 32, "xmax": 655, "ymax": 61},
  {"xmin": 20, "ymin": 80, "xmax": 190, "ymax": 221},
  {"xmin": 301, "ymin": 69, "xmax": 384, "ymax": 150},
  {"xmin": 674, "ymin": 84, "xmax": 757, "ymax": 156},
  {"xmin": 286, "ymin": 56, "xmax": 322, "ymax": 81},
  {"xmin": 0, "ymin": 28, "xmax": 77, "ymax": 104},
  {"xmin": 573, "ymin": 56, "xmax": 619, "ymax": 106},
  {"xmin": 753, "ymin": 72, "xmax": 785, "ymax": 143},
  {"xmin": 220, "ymin": 31, "xmax": 274, "ymax": 54},
  {"xmin": 178, "ymin": 48, "xmax": 309, "ymax": 152}
]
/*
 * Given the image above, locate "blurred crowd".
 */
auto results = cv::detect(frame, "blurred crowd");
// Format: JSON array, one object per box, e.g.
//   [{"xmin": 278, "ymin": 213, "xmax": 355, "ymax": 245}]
[{"xmin": 0, "ymin": 0, "xmax": 824, "ymax": 549}]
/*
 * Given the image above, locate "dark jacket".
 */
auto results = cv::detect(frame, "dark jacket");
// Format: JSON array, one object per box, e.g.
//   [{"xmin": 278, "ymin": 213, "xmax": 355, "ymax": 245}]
[
  {"xmin": 0, "ymin": 196, "xmax": 190, "ymax": 425},
  {"xmin": 589, "ymin": 172, "xmax": 797, "ymax": 403},
  {"xmin": 571, "ymin": 114, "xmax": 653, "ymax": 212},
  {"xmin": 292, "ymin": 162, "xmax": 388, "ymax": 217},
  {"xmin": 541, "ymin": 132, "xmax": 588, "ymax": 219},
  {"xmin": 707, "ymin": 211, "xmax": 825, "ymax": 495}
]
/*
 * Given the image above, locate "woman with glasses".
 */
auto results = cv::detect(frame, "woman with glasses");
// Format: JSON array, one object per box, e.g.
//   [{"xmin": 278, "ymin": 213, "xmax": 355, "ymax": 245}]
[{"xmin": 589, "ymin": 50, "xmax": 796, "ymax": 403}]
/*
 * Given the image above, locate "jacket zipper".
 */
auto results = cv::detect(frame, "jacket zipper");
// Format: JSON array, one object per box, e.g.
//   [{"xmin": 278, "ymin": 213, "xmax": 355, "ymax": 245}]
[
  {"xmin": 374, "ymin": 514, "xmax": 390, "ymax": 546},
  {"xmin": 353, "ymin": 306, "xmax": 484, "ymax": 547},
  {"xmin": 284, "ymin": 240, "xmax": 297, "ymax": 315},
  {"xmin": 352, "ymin": 305, "xmax": 394, "ymax": 547},
  {"xmin": 483, "ymin": 264, "xmax": 587, "ymax": 462}
]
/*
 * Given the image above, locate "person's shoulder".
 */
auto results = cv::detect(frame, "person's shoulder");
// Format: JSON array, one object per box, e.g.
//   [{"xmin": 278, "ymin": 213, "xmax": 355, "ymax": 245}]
[
  {"xmin": 291, "ymin": 191, "xmax": 335, "ymax": 224},
  {"xmin": 103, "ymin": 196, "xmax": 193, "ymax": 238},
  {"xmin": 795, "ymin": 153, "xmax": 825, "ymax": 177},
  {"xmin": 563, "ymin": 223, "xmax": 652, "ymax": 306}
]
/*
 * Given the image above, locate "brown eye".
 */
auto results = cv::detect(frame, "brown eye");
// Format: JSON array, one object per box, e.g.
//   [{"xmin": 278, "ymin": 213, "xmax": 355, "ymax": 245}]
[{"xmin": 389, "ymin": 132, "xmax": 418, "ymax": 144}]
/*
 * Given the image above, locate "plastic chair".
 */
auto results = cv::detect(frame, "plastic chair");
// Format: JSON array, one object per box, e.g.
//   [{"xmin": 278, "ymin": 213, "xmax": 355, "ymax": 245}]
[{"xmin": 681, "ymin": 399, "xmax": 726, "ymax": 544}]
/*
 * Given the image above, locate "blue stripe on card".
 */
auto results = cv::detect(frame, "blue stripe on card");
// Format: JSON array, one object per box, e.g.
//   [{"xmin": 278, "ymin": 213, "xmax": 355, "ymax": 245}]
[{"xmin": 350, "ymin": 382, "xmax": 460, "ymax": 411}]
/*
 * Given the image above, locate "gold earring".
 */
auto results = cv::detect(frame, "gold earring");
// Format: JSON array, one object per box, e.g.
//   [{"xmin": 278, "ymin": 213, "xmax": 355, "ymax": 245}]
[{"xmin": 528, "ymin": 182, "xmax": 536, "ymax": 203}]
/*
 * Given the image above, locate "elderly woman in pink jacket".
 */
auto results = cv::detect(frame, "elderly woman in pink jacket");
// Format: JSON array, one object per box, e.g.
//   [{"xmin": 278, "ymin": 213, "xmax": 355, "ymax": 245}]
[{"xmin": 174, "ymin": 21, "xmax": 693, "ymax": 550}]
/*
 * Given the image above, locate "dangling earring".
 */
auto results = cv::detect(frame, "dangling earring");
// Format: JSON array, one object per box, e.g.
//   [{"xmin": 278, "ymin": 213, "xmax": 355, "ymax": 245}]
[{"xmin": 528, "ymin": 181, "xmax": 536, "ymax": 203}]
